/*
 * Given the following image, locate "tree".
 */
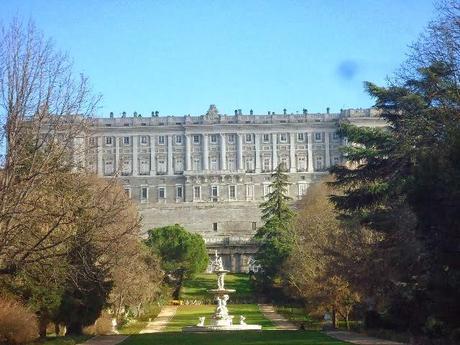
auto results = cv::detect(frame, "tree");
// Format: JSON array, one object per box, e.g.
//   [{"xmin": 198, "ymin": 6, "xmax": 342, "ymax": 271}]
[
  {"xmin": 331, "ymin": 2, "xmax": 460, "ymax": 339},
  {"xmin": 0, "ymin": 18, "xmax": 99, "ymax": 276},
  {"xmin": 144, "ymin": 225, "xmax": 208, "ymax": 298},
  {"xmin": 283, "ymin": 178, "xmax": 365, "ymax": 329},
  {"xmin": 255, "ymin": 164, "xmax": 294, "ymax": 283}
]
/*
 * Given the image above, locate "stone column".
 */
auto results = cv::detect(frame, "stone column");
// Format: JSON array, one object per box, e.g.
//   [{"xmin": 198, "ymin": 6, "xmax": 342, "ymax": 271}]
[
  {"xmin": 115, "ymin": 136, "xmax": 120, "ymax": 173},
  {"xmin": 289, "ymin": 133, "xmax": 296, "ymax": 172},
  {"xmin": 237, "ymin": 134, "xmax": 243, "ymax": 170},
  {"xmin": 97, "ymin": 136, "xmax": 103, "ymax": 176},
  {"xmin": 307, "ymin": 132, "xmax": 314, "ymax": 172},
  {"xmin": 150, "ymin": 135, "xmax": 156, "ymax": 175},
  {"xmin": 167, "ymin": 135, "xmax": 173, "ymax": 175},
  {"xmin": 132, "ymin": 135, "xmax": 138, "ymax": 176},
  {"xmin": 272, "ymin": 133, "xmax": 278, "ymax": 170},
  {"xmin": 220, "ymin": 133, "xmax": 227, "ymax": 171},
  {"xmin": 255, "ymin": 133, "xmax": 261, "ymax": 173},
  {"xmin": 202, "ymin": 134, "xmax": 209, "ymax": 171},
  {"xmin": 325, "ymin": 131, "xmax": 331, "ymax": 168},
  {"xmin": 185, "ymin": 134, "xmax": 192, "ymax": 171}
]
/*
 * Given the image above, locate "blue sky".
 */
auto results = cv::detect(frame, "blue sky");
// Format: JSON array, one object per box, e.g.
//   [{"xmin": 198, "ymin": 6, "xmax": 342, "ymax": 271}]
[{"xmin": 2, "ymin": 0, "xmax": 436, "ymax": 117}]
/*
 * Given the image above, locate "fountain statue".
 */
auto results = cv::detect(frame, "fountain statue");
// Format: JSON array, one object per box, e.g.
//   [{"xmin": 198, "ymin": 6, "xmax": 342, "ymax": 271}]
[{"xmin": 183, "ymin": 251, "xmax": 262, "ymax": 332}]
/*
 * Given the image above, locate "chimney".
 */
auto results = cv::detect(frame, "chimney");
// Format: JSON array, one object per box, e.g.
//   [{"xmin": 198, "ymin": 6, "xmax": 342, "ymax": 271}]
[
  {"xmin": 122, "ymin": 111, "xmax": 126, "ymax": 118},
  {"xmin": 234, "ymin": 109, "xmax": 238, "ymax": 115},
  {"xmin": 250, "ymin": 109, "xmax": 253, "ymax": 115},
  {"xmin": 326, "ymin": 107, "xmax": 330, "ymax": 114},
  {"xmin": 151, "ymin": 111, "xmax": 155, "ymax": 117},
  {"xmin": 155, "ymin": 111, "xmax": 159, "ymax": 116},
  {"xmin": 303, "ymin": 108, "xmax": 308, "ymax": 115},
  {"xmin": 133, "ymin": 111, "xmax": 138, "ymax": 117},
  {"xmin": 283, "ymin": 108, "xmax": 287, "ymax": 115},
  {"xmin": 109, "ymin": 112, "xmax": 114, "ymax": 118}
]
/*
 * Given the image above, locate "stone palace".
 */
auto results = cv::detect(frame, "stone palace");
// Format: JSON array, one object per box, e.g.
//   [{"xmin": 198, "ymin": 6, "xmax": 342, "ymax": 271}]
[{"xmin": 85, "ymin": 105, "xmax": 385, "ymax": 272}]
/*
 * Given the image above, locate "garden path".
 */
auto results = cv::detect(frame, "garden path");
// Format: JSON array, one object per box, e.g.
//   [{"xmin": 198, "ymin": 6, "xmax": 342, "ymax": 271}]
[
  {"xmin": 258, "ymin": 304, "xmax": 297, "ymax": 330},
  {"xmin": 325, "ymin": 330, "xmax": 407, "ymax": 345},
  {"xmin": 139, "ymin": 305, "xmax": 178, "ymax": 333}
]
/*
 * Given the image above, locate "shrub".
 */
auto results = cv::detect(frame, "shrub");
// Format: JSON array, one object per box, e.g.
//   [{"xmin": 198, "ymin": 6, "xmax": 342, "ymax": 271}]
[
  {"xmin": 0, "ymin": 296, "xmax": 38, "ymax": 344},
  {"xmin": 94, "ymin": 315, "xmax": 113, "ymax": 335}
]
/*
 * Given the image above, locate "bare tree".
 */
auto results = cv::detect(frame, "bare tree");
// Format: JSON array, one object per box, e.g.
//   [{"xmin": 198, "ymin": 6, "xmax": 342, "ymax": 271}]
[{"xmin": 0, "ymin": 18, "xmax": 100, "ymax": 275}]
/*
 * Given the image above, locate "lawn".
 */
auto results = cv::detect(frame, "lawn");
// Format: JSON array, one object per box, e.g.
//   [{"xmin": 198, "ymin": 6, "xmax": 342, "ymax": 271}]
[
  {"xmin": 180, "ymin": 273, "xmax": 255, "ymax": 302},
  {"xmin": 165, "ymin": 304, "xmax": 275, "ymax": 331},
  {"xmin": 33, "ymin": 335, "xmax": 92, "ymax": 345},
  {"xmin": 119, "ymin": 331, "xmax": 347, "ymax": 345}
]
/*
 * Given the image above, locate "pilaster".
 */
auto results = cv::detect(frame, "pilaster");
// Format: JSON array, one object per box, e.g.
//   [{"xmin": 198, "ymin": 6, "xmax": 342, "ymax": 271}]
[
  {"xmin": 132, "ymin": 135, "xmax": 138, "ymax": 176},
  {"xmin": 97, "ymin": 136, "xmax": 103, "ymax": 176},
  {"xmin": 307, "ymin": 132, "xmax": 314, "ymax": 172},
  {"xmin": 167, "ymin": 135, "xmax": 173, "ymax": 175},
  {"xmin": 289, "ymin": 132, "xmax": 296, "ymax": 172},
  {"xmin": 203, "ymin": 134, "xmax": 209, "ymax": 171}
]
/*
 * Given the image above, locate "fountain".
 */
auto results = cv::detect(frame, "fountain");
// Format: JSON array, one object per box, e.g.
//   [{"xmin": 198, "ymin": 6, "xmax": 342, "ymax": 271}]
[{"xmin": 182, "ymin": 251, "xmax": 262, "ymax": 332}]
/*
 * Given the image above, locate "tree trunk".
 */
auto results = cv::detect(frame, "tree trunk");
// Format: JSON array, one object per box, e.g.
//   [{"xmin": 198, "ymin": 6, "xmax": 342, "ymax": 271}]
[
  {"xmin": 38, "ymin": 316, "xmax": 48, "ymax": 338},
  {"xmin": 332, "ymin": 306, "xmax": 337, "ymax": 329},
  {"xmin": 67, "ymin": 321, "xmax": 83, "ymax": 335},
  {"xmin": 345, "ymin": 312, "xmax": 350, "ymax": 330},
  {"xmin": 55, "ymin": 323, "xmax": 60, "ymax": 336}
]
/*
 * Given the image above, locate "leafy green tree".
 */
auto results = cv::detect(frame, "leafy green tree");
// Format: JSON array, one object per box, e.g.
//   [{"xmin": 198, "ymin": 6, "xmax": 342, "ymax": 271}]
[
  {"xmin": 255, "ymin": 164, "xmax": 294, "ymax": 283},
  {"xmin": 144, "ymin": 225, "xmax": 208, "ymax": 297}
]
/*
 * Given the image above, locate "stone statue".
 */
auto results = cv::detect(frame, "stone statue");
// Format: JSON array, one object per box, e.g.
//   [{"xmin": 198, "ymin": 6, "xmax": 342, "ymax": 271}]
[
  {"xmin": 213, "ymin": 250, "xmax": 224, "ymax": 271},
  {"xmin": 197, "ymin": 317, "xmax": 205, "ymax": 327},
  {"xmin": 239, "ymin": 315, "xmax": 246, "ymax": 325},
  {"xmin": 216, "ymin": 295, "xmax": 229, "ymax": 318},
  {"xmin": 217, "ymin": 272, "xmax": 225, "ymax": 290}
]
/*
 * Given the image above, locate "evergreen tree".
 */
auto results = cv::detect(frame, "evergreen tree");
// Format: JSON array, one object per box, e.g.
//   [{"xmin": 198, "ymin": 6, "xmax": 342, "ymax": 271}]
[{"xmin": 255, "ymin": 164, "xmax": 294, "ymax": 283}]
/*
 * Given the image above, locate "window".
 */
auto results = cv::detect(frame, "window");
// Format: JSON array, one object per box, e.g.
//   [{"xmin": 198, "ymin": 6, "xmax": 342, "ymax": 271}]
[
  {"xmin": 122, "ymin": 160, "xmax": 131, "ymax": 175},
  {"xmin": 213, "ymin": 222, "xmax": 218, "ymax": 231},
  {"xmin": 280, "ymin": 156, "xmax": 289, "ymax": 170},
  {"xmin": 263, "ymin": 134, "xmax": 270, "ymax": 143},
  {"xmin": 333, "ymin": 132, "xmax": 340, "ymax": 140},
  {"xmin": 193, "ymin": 135, "xmax": 200, "ymax": 144},
  {"xmin": 193, "ymin": 186, "xmax": 201, "ymax": 200},
  {"xmin": 298, "ymin": 183, "xmax": 307, "ymax": 196},
  {"xmin": 157, "ymin": 159, "xmax": 166, "ymax": 174},
  {"xmin": 229, "ymin": 185, "xmax": 236, "ymax": 200},
  {"xmin": 245, "ymin": 134, "xmax": 252, "ymax": 143},
  {"xmin": 176, "ymin": 185, "xmax": 183, "ymax": 199},
  {"xmin": 175, "ymin": 135, "xmax": 182, "ymax": 144},
  {"xmin": 123, "ymin": 136, "xmax": 130, "ymax": 145},
  {"xmin": 141, "ymin": 187, "xmax": 148, "ymax": 202},
  {"xmin": 297, "ymin": 133, "xmax": 304, "ymax": 141},
  {"xmin": 210, "ymin": 157, "xmax": 218, "ymax": 171},
  {"xmin": 193, "ymin": 158, "xmax": 201, "ymax": 171},
  {"xmin": 246, "ymin": 184, "xmax": 254, "ymax": 200},
  {"xmin": 175, "ymin": 158, "xmax": 183, "ymax": 173},
  {"xmin": 210, "ymin": 134, "xmax": 218, "ymax": 143},
  {"xmin": 158, "ymin": 187, "xmax": 165, "ymax": 199},
  {"xmin": 141, "ymin": 136, "xmax": 148, "ymax": 144},
  {"xmin": 280, "ymin": 133, "xmax": 287, "ymax": 142},
  {"xmin": 124, "ymin": 187, "xmax": 131, "ymax": 198},
  {"xmin": 333, "ymin": 156, "xmax": 340, "ymax": 165},
  {"xmin": 105, "ymin": 136, "xmax": 113, "ymax": 145},
  {"xmin": 263, "ymin": 158, "xmax": 271, "ymax": 172},
  {"xmin": 315, "ymin": 156, "xmax": 324, "ymax": 170},
  {"xmin": 228, "ymin": 134, "xmax": 235, "ymax": 143},
  {"xmin": 228, "ymin": 158, "xmax": 236, "ymax": 171},
  {"xmin": 263, "ymin": 184, "xmax": 271, "ymax": 198},
  {"xmin": 245, "ymin": 157, "xmax": 254, "ymax": 172},
  {"xmin": 315, "ymin": 132, "xmax": 322, "ymax": 142},
  {"xmin": 104, "ymin": 160, "xmax": 114, "ymax": 175},
  {"xmin": 252, "ymin": 222, "xmax": 257, "ymax": 231},
  {"xmin": 297, "ymin": 156, "xmax": 306, "ymax": 171},
  {"xmin": 89, "ymin": 137, "xmax": 96, "ymax": 146},
  {"xmin": 211, "ymin": 186, "xmax": 218, "ymax": 198},
  {"xmin": 158, "ymin": 136, "xmax": 165, "ymax": 145},
  {"xmin": 139, "ymin": 159, "xmax": 150, "ymax": 175}
]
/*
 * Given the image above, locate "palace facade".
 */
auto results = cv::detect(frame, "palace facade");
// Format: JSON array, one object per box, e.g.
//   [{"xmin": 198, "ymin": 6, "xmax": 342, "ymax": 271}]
[{"xmin": 85, "ymin": 105, "xmax": 385, "ymax": 272}]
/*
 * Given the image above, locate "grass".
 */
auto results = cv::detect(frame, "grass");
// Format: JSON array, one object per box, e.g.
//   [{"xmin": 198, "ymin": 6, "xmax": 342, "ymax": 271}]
[
  {"xmin": 33, "ymin": 335, "xmax": 92, "ymax": 345},
  {"xmin": 119, "ymin": 331, "xmax": 348, "ymax": 345},
  {"xmin": 118, "ymin": 320, "xmax": 148, "ymax": 334},
  {"xmin": 165, "ymin": 304, "xmax": 276, "ymax": 331},
  {"xmin": 180, "ymin": 273, "xmax": 255, "ymax": 302}
]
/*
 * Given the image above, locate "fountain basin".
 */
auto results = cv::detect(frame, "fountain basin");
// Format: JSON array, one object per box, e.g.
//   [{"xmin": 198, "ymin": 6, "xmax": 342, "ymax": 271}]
[{"xmin": 207, "ymin": 289, "xmax": 235, "ymax": 294}]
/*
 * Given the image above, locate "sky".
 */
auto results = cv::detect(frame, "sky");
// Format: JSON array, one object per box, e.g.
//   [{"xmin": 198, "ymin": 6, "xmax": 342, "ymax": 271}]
[{"xmin": 1, "ymin": 0, "xmax": 437, "ymax": 117}]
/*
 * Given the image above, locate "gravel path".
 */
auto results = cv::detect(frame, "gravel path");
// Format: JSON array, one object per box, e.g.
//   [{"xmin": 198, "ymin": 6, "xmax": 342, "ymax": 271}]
[
  {"xmin": 139, "ymin": 305, "xmax": 178, "ymax": 333},
  {"xmin": 82, "ymin": 335, "xmax": 128, "ymax": 345},
  {"xmin": 258, "ymin": 304, "xmax": 297, "ymax": 330}
]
